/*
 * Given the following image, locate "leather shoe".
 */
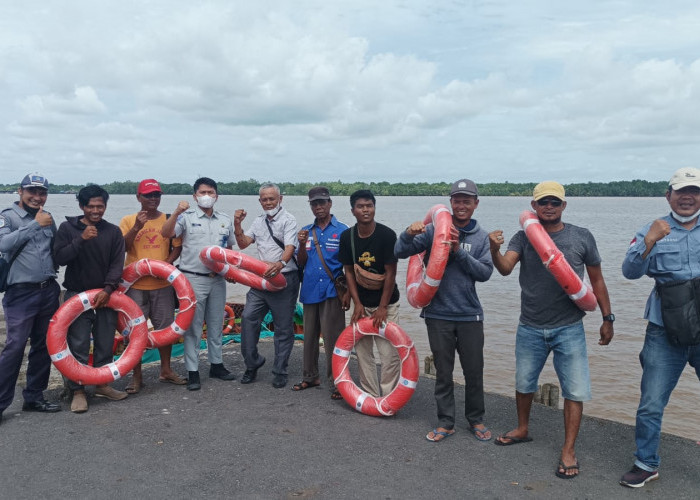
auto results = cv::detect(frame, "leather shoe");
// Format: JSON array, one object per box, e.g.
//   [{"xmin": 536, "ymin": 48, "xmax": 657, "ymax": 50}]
[
  {"xmin": 240, "ymin": 358, "xmax": 265, "ymax": 384},
  {"xmin": 187, "ymin": 371, "xmax": 201, "ymax": 391},
  {"xmin": 22, "ymin": 399, "xmax": 61, "ymax": 413},
  {"xmin": 209, "ymin": 363, "xmax": 236, "ymax": 381},
  {"xmin": 272, "ymin": 374, "xmax": 288, "ymax": 389}
]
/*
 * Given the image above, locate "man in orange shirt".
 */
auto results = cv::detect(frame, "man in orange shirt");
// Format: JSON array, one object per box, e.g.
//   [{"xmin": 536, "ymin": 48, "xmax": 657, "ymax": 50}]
[{"xmin": 119, "ymin": 179, "xmax": 185, "ymax": 392}]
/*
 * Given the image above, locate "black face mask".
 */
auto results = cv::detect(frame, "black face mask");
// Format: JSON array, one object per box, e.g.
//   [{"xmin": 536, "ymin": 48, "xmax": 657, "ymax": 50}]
[{"xmin": 23, "ymin": 205, "xmax": 39, "ymax": 217}]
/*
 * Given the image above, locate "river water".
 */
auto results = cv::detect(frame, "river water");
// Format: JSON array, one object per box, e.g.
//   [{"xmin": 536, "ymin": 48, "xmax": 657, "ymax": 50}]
[{"xmin": 2, "ymin": 192, "xmax": 697, "ymax": 439}]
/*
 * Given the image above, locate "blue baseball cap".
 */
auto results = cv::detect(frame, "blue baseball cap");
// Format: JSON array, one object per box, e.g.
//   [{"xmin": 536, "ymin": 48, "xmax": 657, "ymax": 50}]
[{"xmin": 21, "ymin": 173, "xmax": 49, "ymax": 189}]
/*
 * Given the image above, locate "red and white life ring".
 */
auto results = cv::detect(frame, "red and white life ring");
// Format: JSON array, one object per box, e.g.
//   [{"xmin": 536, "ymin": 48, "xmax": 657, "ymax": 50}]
[
  {"xmin": 332, "ymin": 318, "xmax": 419, "ymax": 417},
  {"xmin": 519, "ymin": 210, "xmax": 597, "ymax": 311},
  {"xmin": 223, "ymin": 304, "xmax": 236, "ymax": 333},
  {"xmin": 199, "ymin": 246, "xmax": 287, "ymax": 292},
  {"xmin": 117, "ymin": 259, "xmax": 197, "ymax": 348},
  {"xmin": 406, "ymin": 204, "xmax": 452, "ymax": 309},
  {"xmin": 47, "ymin": 289, "xmax": 149, "ymax": 386}
]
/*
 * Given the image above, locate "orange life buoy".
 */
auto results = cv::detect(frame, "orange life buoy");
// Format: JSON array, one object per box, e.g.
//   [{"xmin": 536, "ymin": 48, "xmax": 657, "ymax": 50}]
[
  {"xmin": 117, "ymin": 259, "xmax": 197, "ymax": 348},
  {"xmin": 406, "ymin": 204, "xmax": 452, "ymax": 309},
  {"xmin": 332, "ymin": 318, "xmax": 419, "ymax": 417},
  {"xmin": 47, "ymin": 289, "xmax": 149, "ymax": 386},
  {"xmin": 199, "ymin": 246, "xmax": 287, "ymax": 292},
  {"xmin": 519, "ymin": 210, "xmax": 597, "ymax": 311},
  {"xmin": 223, "ymin": 304, "xmax": 236, "ymax": 333}
]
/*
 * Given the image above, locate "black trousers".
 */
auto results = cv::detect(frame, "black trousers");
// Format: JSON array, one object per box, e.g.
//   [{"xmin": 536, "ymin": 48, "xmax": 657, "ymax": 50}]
[{"xmin": 425, "ymin": 318, "xmax": 485, "ymax": 430}]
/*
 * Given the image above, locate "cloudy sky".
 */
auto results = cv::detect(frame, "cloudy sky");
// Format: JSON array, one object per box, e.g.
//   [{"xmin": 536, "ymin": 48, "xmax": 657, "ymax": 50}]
[{"xmin": 1, "ymin": 1, "xmax": 698, "ymax": 186}]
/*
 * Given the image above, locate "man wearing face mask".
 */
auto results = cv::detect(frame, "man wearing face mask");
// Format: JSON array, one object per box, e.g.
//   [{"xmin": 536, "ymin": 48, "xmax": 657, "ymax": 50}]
[
  {"xmin": 161, "ymin": 177, "xmax": 236, "ymax": 391},
  {"xmin": 234, "ymin": 183, "xmax": 299, "ymax": 389},
  {"xmin": 619, "ymin": 167, "xmax": 700, "ymax": 488}
]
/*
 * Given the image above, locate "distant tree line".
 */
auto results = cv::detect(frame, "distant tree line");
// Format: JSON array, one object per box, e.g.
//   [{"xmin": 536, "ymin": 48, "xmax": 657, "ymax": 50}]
[{"xmin": 0, "ymin": 178, "xmax": 668, "ymax": 197}]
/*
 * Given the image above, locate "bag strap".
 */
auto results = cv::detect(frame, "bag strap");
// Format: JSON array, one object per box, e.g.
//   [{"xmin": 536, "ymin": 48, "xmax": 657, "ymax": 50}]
[
  {"xmin": 6, "ymin": 239, "xmax": 30, "ymax": 267},
  {"xmin": 264, "ymin": 217, "xmax": 299, "ymax": 268},
  {"xmin": 350, "ymin": 225, "xmax": 357, "ymax": 264},
  {"xmin": 312, "ymin": 227, "xmax": 336, "ymax": 281}
]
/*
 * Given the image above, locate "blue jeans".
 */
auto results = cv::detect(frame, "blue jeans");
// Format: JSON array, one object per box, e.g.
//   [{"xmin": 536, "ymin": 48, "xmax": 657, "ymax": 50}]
[
  {"xmin": 515, "ymin": 321, "xmax": 591, "ymax": 401},
  {"xmin": 634, "ymin": 322, "xmax": 700, "ymax": 471}
]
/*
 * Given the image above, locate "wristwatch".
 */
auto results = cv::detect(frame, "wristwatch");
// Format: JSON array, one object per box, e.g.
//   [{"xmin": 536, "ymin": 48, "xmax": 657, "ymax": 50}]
[{"xmin": 603, "ymin": 314, "xmax": 615, "ymax": 322}]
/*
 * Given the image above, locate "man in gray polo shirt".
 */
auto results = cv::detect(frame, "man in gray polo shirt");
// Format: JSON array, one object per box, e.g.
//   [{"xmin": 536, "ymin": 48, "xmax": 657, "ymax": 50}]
[
  {"xmin": 161, "ymin": 177, "xmax": 236, "ymax": 391},
  {"xmin": 0, "ymin": 173, "xmax": 61, "ymax": 424},
  {"xmin": 234, "ymin": 183, "xmax": 299, "ymax": 389}
]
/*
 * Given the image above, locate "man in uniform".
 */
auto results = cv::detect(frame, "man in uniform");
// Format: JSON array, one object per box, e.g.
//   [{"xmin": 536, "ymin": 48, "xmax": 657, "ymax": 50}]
[
  {"xmin": 395, "ymin": 179, "xmax": 494, "ymax": 442},
  {"xmin": 161, "ymin": 177, "xmax": 236, "ymax": 391},
  {"xmin": 489, "ymin": 181, "xmax": 614, "ymax": 479},
  {"xmin": 0, "ymin": 173, "xmax": 61, "ymax": 424},
  {"xmin": 120, "ymin": 179, "xmax": 185, "ymax": 393},
  {"xmin": 53, "ymin": 184, "xmax": 127, "ymax": 413},
  {"xmin": 234, "ymin": 183, "xmax": 299, "ymax": 389},
  {"xmin": 619, "ymin": 167, "xmax": 700, "ymax": 488},
  {"xmin": 293, "ymin": 186, "xmax": 349, "ymax": 399}
]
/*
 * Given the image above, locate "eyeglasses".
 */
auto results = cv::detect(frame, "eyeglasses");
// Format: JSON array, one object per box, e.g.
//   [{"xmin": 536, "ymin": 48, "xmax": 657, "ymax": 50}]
[
  {"xmin": 142, "ymin": 192, "xmax": 162, "ymax": 199},
  {"xmin": 536, "ymin": 198, "xmax": 563, "ymax": 207}
]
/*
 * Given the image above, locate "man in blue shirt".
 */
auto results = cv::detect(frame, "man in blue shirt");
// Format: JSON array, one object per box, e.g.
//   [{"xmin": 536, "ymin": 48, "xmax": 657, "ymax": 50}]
[
  {"xmin": 292, "ymin": 187, "xmax": 349, "ymax": 399},
  {"xmin": 0, "ymin": 173, "xmax": 61, "ymax": 424},
  {"xmin": 620, "ymin": 167, "xmax": 700, "ymax": 488}
]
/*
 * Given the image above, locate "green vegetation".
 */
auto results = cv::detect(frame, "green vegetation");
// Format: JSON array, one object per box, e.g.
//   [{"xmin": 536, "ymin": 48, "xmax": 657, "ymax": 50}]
[{"xmin": 0, "ymin": 179, "xmax": 668, "ymax": 197}]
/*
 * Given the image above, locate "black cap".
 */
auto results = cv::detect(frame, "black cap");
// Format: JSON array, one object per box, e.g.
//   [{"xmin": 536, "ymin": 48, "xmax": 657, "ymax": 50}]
[
  {"xmin": 21, "ymin": 173, "xmax": 49, "ymax": 190},
  {"xmin": 308, "ymin": 186, "xmax": 331, "ymax": 202},
  {"xmin": 450, "ymin": 179, "xmax": 478, "ymax": 197}
]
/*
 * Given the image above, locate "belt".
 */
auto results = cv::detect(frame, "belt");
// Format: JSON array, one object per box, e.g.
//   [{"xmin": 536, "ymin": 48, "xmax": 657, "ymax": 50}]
[
  {"xmin": 9, "ymin": 278, "xmax": 56, "ymax": 290},
  {"xmin": 179, "ymin": 269, "xmax": 217, "ymax": 278}
]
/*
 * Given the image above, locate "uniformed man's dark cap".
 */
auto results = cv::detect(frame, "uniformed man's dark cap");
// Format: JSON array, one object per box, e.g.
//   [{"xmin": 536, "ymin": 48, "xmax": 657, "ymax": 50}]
[{"xmin": 21, "ymin": 173, "xmax": 49, "ymax": 189}]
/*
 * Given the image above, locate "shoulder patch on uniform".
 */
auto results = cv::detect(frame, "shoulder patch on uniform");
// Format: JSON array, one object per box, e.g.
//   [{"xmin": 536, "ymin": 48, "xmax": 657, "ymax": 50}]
[{"xmin": 0, "ymin": 215, "xmax": 7, "ymax": 228}]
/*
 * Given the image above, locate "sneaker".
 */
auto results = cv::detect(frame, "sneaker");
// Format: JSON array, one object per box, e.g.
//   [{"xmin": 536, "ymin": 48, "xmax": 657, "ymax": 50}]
[
  {"xmin": 620, "ymin": 465, "xmax": 659, "ymax": 488},
  {"xmin": 94, "ymin": 385, "xmax": 128, "ymax": 401},
  {"xmin": 71, "ymin": 390, "xmax": 88, "ymax": 413}
]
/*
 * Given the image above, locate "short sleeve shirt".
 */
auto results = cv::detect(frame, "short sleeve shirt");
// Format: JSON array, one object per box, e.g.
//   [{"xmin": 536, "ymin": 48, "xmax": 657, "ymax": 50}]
[
  {"xmin": 244, "ymin": 208, "xmax": 298, "ymax": 272},
  {"xmin": 508, "ymin": 223, "xmax": 601, "ymax": 328},
  {"xmin": 338, "ymin": 222, "xmax": 400, "ymax": 308},
  {"xmin": 174, "ymin": 207, "xmax": 235, "ymax": 274},
  {"xmin": 120, "ymin": 212, "xmax": 183, "ymax": 290}
]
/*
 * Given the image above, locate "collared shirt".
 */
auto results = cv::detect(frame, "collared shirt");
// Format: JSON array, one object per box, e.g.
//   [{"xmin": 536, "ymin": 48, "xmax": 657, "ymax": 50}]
[
  {"xmin": 175, "ymin": 206, "xmax": 235, "ymax": 274},
  {"xmin": 244, "ymin": 207, "xmax": 298, "ymax": 272},
  {"xmin": 0, "ymin": 202, "xmax": 57, "ymax": 285},
  {"xmin": 298, "ymin": 215, "xmax": 349, "ymax": 304},
  {"xmin": 622, "ymin": 213, "xmax": 700, "ymax": 326}
]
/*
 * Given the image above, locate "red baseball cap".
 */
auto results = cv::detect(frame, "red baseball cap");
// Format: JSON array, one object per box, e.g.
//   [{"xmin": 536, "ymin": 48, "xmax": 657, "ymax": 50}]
[{"xmin": 137, "ymin": 179, "xmax": 161, "ymax": 195}]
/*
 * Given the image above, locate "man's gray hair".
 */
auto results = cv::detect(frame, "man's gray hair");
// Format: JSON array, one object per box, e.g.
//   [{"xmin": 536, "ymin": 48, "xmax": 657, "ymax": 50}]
[{"xmin": 259, "ymin": 183, "xmax": 281, "ymax": 196}]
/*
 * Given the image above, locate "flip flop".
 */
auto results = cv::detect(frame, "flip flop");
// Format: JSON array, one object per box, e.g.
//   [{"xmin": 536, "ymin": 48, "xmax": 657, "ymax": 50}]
[
  {"xmin": 291, "ymin": 380, "xmax": 321, "ymax": 391},
  {"xmin": 494, "ymin": 433, "xmax": 533, "ymax": 446},
  {"xmin": 555, "ymin": 460, "xmax": 580, "ymax": 479},
  {"xmin": 159, "ymin": 374, "xmax": 187, "ymax": 385},
  {"xmin": 468, "ymin": 424, "xmax": 493, "ymax": 442},
  {"xmin": 426, "ymin": 428, "xmax": 455, "ymax": 442}
]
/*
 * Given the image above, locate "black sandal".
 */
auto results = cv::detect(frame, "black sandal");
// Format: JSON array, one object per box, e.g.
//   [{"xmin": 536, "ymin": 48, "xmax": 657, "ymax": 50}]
[
  {"xmin": 331, "ymin": 390, "xmax": 343, "ymax": 400},
  {"xmin": 291, "ymin": 380, "xmax": 320, "ymax": 391}
]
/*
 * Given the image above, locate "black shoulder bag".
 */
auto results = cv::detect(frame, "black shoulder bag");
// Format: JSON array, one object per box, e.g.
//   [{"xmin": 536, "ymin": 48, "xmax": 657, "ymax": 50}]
[
  {"xmin": 656, "ymin": 277, "xmax": 700, "ymax": 346},
  {"xmin": 0, "ymin": 239, "xmax": 31, "ymax": 292},
  {"xmin": 264, "ymin": 218, "xmax": 303, "ymax": 282}
]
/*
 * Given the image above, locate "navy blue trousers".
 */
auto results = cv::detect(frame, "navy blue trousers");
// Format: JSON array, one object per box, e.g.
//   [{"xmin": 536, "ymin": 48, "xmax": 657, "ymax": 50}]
[{"xmin": 0, "ymin": 280, "xmax": 60, "ymax": 411}]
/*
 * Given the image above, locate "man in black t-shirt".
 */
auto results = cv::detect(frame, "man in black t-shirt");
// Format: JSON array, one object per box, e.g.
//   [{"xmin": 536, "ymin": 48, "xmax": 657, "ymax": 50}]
[{"xmin": 338, "ymin": 190, "xmax": 400, "ymax": 397}]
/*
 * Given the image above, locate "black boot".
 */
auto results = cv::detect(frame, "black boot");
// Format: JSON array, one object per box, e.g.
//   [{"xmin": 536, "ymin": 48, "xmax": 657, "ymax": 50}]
[
  {"xmin": 209, "ymin": 363, "xmax": 236, "ymax": 381},
  {"xmin": 187, "ymin": 371, "xmax": 201, "ymax": 391}
]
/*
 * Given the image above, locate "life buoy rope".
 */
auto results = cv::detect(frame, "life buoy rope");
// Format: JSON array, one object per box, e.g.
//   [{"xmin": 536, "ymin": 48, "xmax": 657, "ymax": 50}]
[
  {"xmin": 332, "ymin": 318, "xmax": 419, "ymax": 417},
  {"xmin": 199, "ymin": 246, "xmax": 287, "ymax": 292},
  {"xmin": 117, "ymin": 259, "xmax": 197, "ymax": 348},
  {"xmin": 406, "ymin": 204, "xmax": 452, "ymax": 309},
  {"xmin": 47, "ymin": 289, "xmax": 149, "ymax": 385},
  {"xmin": 520, "ymin": 210, "xmax": 597, "ymax": 311}
]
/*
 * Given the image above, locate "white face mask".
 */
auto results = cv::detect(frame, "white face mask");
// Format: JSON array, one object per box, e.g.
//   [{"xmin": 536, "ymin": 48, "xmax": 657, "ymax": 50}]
[
  {"xmin": 671, "ymin": 208, "xmax": 700, "ymax": 223},
  {"xmin": 196, "ymin": 195, "xmax": 216, "ymax": 209},
  {"xmin": 264, "ymin": 204, "xmax": 281, "ymax": 217}
]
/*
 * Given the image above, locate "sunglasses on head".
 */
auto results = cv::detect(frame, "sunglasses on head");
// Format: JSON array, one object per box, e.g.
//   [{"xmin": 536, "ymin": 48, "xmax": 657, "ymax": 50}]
[
  {"xmin": 536, "ymin": 198, "xmax": 563, "ymax": 207},
  {"xmin": 142, "ymin": 192, "xmax": 162, "ymax": 199}
]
